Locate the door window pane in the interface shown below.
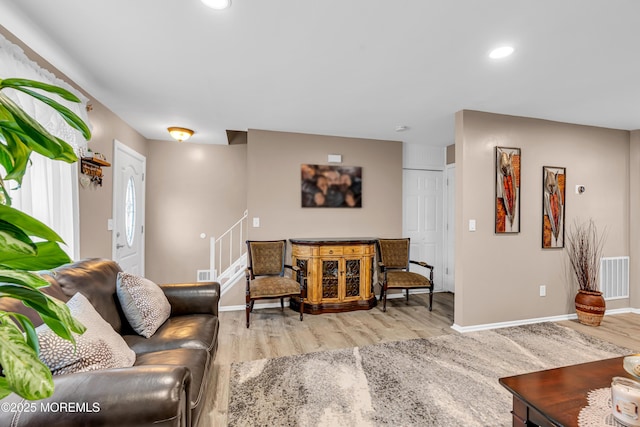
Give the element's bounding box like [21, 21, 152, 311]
[125, 176, 136, 246]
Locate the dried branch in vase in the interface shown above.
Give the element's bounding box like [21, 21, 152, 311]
[565, 219, 606, 292]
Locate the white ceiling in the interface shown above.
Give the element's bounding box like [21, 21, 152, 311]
[2, 1, 639, 147]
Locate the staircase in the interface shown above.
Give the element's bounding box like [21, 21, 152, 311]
[200, 210, 248, 294]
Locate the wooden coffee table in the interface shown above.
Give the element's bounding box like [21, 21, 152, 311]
[499, 356, 631, 427]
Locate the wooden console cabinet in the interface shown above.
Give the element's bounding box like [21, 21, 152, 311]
[289, 238, 377, 314]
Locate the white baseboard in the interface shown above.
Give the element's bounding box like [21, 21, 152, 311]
[221, 296, 639, 324]
[451, 307, 637, 334]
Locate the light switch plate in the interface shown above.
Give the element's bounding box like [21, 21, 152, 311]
[252, 217, 260, 227]
[469, 219, 476, 231]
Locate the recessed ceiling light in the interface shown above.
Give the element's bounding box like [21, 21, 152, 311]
[489, 46, 514, 59]
[201, 0, 231, 10]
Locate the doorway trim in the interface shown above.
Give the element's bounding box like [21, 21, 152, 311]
[111, 140, 146, 275]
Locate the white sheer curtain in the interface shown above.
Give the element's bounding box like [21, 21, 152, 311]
[0, 33, 90, 260]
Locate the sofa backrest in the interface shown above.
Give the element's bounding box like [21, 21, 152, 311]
[0, 258, 129, 334]
[44, 258, 126, 333]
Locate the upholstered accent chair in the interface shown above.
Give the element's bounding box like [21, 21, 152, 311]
[377, 238, 434, 312]
[245, 240, 305, 328]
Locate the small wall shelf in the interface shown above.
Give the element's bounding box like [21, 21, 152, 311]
[82, 157, 111, 167]
[81, 157, 111, 186]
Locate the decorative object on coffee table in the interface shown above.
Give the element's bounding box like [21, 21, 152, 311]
[624, 354, 640, 379]
[566, 219, 607, 326]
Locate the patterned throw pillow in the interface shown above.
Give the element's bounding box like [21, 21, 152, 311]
[37, 292, 136, 375]
[116, 272, 171, 338]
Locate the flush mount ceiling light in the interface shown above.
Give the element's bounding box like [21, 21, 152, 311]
[489, 46, 514, 59]
[168, 127, 194, 142]
[201, 0, 231, 10]
[395, 125, 409, 132]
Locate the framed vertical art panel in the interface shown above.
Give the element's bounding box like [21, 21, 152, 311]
[542, 166, 566, 248]
[495, 147, 521, 233]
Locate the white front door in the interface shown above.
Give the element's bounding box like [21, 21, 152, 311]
[403, 169, 444, 291]
[112, 140, 146, 275]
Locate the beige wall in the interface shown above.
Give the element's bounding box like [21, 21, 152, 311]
[246, 129, 403, 241]
[79, 103, 148, 260]
[145, 141, 247, 284]
[221, 129, 403, 307]
[455, 110, 631, 327]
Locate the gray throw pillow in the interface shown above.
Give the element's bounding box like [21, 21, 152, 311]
[116, 272, 171, 338]
[36, 292, 136, 375]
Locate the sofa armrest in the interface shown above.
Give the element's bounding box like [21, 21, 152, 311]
[159, 282, 220, 317]
[0, 365, 191, 427]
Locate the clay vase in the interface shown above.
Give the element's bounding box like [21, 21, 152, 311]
[575, 289, 606, 326]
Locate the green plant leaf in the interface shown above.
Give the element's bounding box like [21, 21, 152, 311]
[0, 204, 65, 243]
[0, 93, 67, 160]
[1, 78, 81, 103]
[0, 241, 71, 270]
[0, 181, 9, 207]
[7, 312, 39, 353]
[0, 140, 16, 175]
[0, 377, 12, 400]
[0, 114, 77, 165]
[31, 297, 85, 341]
[0, 271, 50, 289]
[9, 87, 91, 140]
[0, 284, 85, 341]
[0, 122, 32, 185]
[0, 315, 54, 400]
[1, 114, 77, 165]
[0, 219, 37, 256]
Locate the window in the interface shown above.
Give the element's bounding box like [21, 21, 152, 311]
[125, 176, 136, 247]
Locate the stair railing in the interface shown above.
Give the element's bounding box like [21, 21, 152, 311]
[210, 210, 248, 280]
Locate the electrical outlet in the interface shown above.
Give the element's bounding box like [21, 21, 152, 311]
[539, 285, 546, 297]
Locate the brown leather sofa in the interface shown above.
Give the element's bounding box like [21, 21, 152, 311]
[0, 258, 220, 427]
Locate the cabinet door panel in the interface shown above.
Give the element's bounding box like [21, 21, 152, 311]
[344, 258, 361, 298]
[321, 259, 340, 299]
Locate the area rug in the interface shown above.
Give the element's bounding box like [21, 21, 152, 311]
[227, 323, 634, 426]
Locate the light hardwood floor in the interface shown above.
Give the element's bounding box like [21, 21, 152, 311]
[200, 292, 640, 426]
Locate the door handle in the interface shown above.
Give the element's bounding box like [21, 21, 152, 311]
[116, 243, 125, 249]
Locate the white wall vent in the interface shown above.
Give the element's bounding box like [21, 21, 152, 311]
[600, 256, 629, 300]
[197, 270, 212, 282]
